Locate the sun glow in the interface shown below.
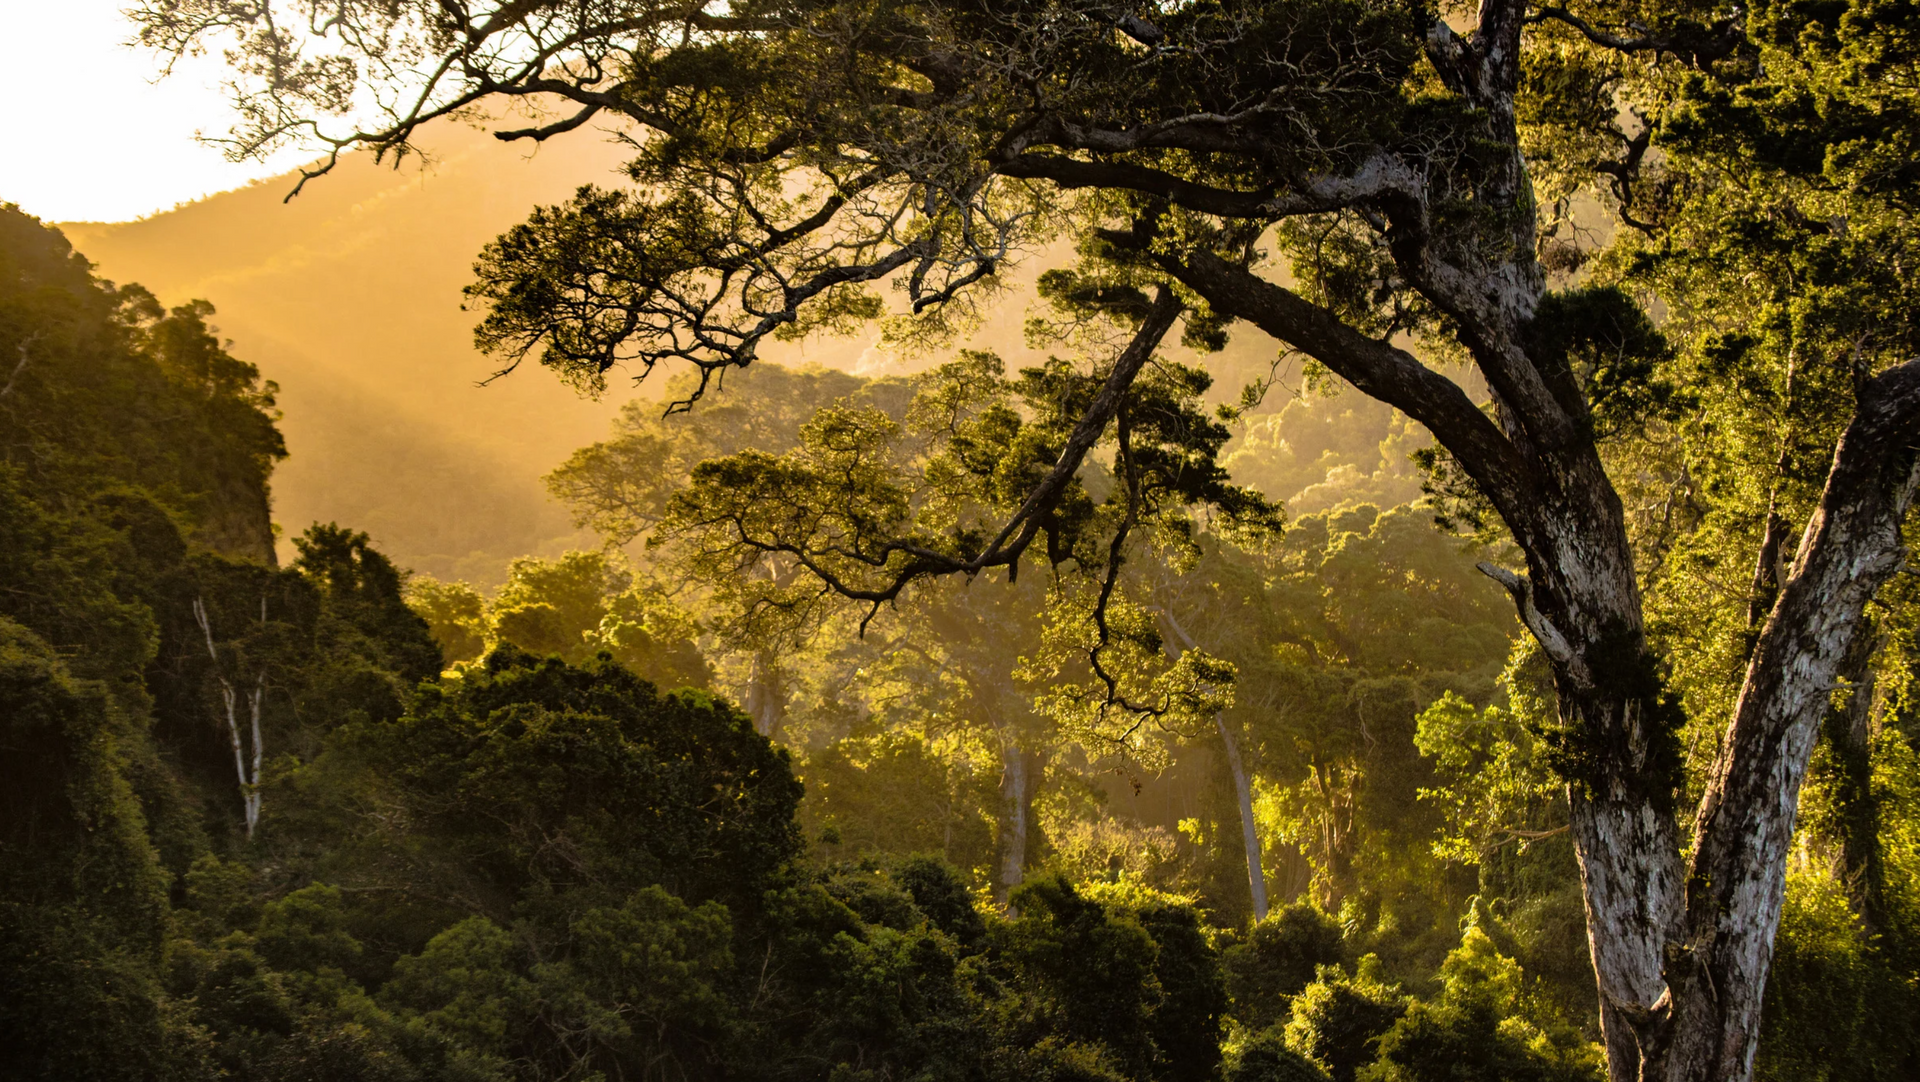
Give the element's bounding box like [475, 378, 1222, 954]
[0, 1, 319, 223]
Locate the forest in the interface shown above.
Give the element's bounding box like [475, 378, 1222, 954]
[5, 1, 1920, 1081]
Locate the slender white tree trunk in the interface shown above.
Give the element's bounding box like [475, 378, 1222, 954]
[245, 675, 264, 835]
[997, 742, 1037, 905]
[1160, 609, 1269, 920]
[194, 596, 265, 840]
[1217, 715, 1269, 920]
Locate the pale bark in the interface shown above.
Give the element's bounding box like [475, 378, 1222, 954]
[193, 596, 265, 839]
[744, 649, 785, 740]
[996, 742, 1040, 905]
[186, 0, 1920, 1072]
[1659, 364, 1920, 1081]
[1147, 0, 1920, 1067]
[1219, 717, 1270, 922]
[1154, 6, 1920, 1067]
[1159, 609, 1270, 920]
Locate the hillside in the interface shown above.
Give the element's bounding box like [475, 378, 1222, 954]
[59, 120, 1418, 583]
[60, 124, 716, 582]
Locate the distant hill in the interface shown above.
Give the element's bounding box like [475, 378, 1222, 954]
[59, 124, 703, 583]
[58, 120, 1413, 583]
[56, 121, 1045, 583]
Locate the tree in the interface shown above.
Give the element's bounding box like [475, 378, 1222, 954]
[332, 645, 804, 916]
[1157, 505, 1513, 919]
[141, 3, 1920, 1077]
[548, 365, 910, 733]
[1362, 923, 1600, 1082]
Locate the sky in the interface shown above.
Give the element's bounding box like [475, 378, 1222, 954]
[0, 2, 319, 223]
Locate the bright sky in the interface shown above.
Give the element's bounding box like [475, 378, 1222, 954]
[0, 2, 319, 223]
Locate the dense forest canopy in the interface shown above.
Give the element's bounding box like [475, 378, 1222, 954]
[2, 200, 1623, 1082]
[1, 0, 1918, 1079]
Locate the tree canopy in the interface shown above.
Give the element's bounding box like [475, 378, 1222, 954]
[64, 0, 1920, 1077]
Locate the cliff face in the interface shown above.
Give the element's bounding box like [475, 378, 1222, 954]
[0, 206, 283, 564]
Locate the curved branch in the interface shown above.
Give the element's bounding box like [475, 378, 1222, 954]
[1156, 248, 1532, 508]
[673, 290, 1185, 619]
[496, 102, 603, 143]
[1529, 6, 1746, 67]
[995, 151, 1422, 221]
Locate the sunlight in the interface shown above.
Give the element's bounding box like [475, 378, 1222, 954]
[0, 1, 314, 222]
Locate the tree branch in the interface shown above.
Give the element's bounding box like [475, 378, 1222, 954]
[1157, 248, 1532, 508]
[673, 289, 1186, 622]
[1529, 6, 1746, 67]
[1678, 358, 1920, 1049]
[496, 102, 603, 143]
[995, 151, 1422, 221]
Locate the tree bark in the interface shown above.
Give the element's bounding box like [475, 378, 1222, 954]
[194, 596, 265, 840]
[1657, 363, 1920, 1081]
[1163, 27, 1919, 1068]
[996, 742, 1041, 906]
[170, 1, 1920, 1075]
[1308, 758, 1360, 911]
[745, 649, 785, 741]
[1219, 716, 1270, 922]
[1818, 626, 1884, 934]
[1159, 609, 1270, 921]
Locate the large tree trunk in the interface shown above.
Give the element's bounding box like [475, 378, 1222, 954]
[1653, 369, 1920, 1081]
[1494, 365, 1918, 1081]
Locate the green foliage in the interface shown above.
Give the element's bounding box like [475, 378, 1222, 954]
[408, 551, 710, 688]
[0, 618, 189, 1081]
[1524, 288, 1679, 439]
[292, 524, 442, 685]
[801, 731, 997, 877]
[998, 874, 1227, 1082]
[0, 205, 283, 561]
[488, 550, 630, 660]
[22, 21, 1920, 1067]
[1360, 926, 1601, 1082]
[1753, 868, 1920, 1082]
[1134, 900, 1231, 1082]
[333, 646, 802, 915]
[999, 874, 1168, 1078]
[1226, 1027, 1334, 1082]
[1413, 644, 1563, 866]
[1226, 903, 1349, 1031]
[1283, 958, 1407, 1082]
[548, 364, 907, 546]
[405, 577, 487, 666]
